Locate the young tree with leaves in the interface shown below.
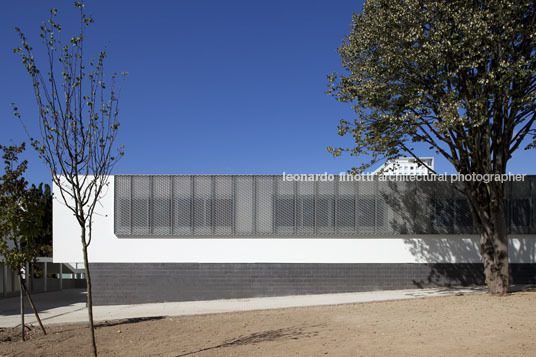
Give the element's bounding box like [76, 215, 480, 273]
[13, 2, 126, 355]
[28, 183, 53, 257]
[0, 143, 47, 340]
[327, 0, 535, 294]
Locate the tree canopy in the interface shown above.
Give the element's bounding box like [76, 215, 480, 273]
[0, 143, 45, 271]
[0, 143, 49, 339]
[327, 0, 536, 294]
[327, 0, 536, 175]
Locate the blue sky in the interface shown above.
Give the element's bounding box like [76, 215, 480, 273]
[1, 1, 534, 185]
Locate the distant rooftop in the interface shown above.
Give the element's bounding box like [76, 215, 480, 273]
[372, 157, 434, 175]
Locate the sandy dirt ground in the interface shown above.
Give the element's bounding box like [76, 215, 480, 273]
[1, 291, 535, 356]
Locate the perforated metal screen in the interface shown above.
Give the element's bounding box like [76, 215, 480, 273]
[114, 175, 536, 236]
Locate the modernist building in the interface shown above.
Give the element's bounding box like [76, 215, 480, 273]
[53, 174, 536, 305]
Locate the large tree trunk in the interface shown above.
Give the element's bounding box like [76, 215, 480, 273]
[468, 181, 510, 294]
[479, 208, 509, 294]
[81, 225, 98, 356]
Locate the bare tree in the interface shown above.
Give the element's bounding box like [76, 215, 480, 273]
[13, 2, 126, 355]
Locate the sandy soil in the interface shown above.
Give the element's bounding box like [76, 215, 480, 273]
[1, 291, 535, 356]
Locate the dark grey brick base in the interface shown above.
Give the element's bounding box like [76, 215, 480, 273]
[89, 263, 536, 305]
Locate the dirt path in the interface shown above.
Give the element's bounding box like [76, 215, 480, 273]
[1, 291, 535, 356]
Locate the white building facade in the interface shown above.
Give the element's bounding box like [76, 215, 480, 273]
[53, 174, 536, 305]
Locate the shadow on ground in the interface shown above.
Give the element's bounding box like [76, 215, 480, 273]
[0, 289, 86, 317]
[176, 325, 323, 356]
[96, 316, 165, 328]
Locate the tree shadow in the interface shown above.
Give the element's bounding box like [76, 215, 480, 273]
[95, 316, 165, 328]
[379, 178, 536, 288]
[176, 325, 322, 356]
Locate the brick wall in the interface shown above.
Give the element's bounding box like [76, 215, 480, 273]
[89, 263, 536, 305]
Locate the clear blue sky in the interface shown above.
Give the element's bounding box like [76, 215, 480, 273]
[1, 1, 534, 185]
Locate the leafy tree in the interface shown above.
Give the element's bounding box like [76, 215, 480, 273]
[0, 143, 47, 340]
[327, 0, 535, 294]
[28, 183, 53, 257]
[13, 2, 126, 354]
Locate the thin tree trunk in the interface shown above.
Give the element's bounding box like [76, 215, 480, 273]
[20, 275, 46, 335]
[81, 225, 98, 356]
[18, 273, 25, 341]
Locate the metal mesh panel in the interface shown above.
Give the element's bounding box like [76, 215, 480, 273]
[403, 181, 419, 234]
[431, 181, 454, 234]
[356, 181, 376, 234]
[173, 176, 192, 234]
[296, 181, 314, 234]
[152, 176, 172, 235]
[235, 176, 254, 234]
[114, 176, 131, 235]
[317, 180, 335, 234]
[447, 182, 474, 234]
[337, 180, 355, 234]
[377, 180, 394, 234]
[275, 179, 295, 234]
[214, 176, 233, 235]
[378, 179, 414, 234]
[532, 176, 536, 235]
[454, 199, 474, 233]
[414, 180, 434, 234]
[114, 175, 535, 237]
[255, 176, 273, 234]
[193, 176, 212, 235]
[508, 179, 532, 234]
[131, 176, 150, 235]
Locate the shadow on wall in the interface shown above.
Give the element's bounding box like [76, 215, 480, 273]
[380, 179, 536, 287]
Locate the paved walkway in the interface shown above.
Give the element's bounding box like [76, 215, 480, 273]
[0, 287, 486, 328]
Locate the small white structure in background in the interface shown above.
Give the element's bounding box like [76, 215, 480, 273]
[373, 157, 434, 175]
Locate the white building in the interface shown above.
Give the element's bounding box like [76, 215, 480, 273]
[373, 157, 434, 175]
[52, 174, 536, 305]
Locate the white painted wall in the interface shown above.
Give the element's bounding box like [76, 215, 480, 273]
[53, 176, 536, 264]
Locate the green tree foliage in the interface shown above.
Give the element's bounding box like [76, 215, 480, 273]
[327, 0, 535, 294]
[0, 143, 48, 339]
[28, 183, 52, 257]
[0, 143, 43, 272]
